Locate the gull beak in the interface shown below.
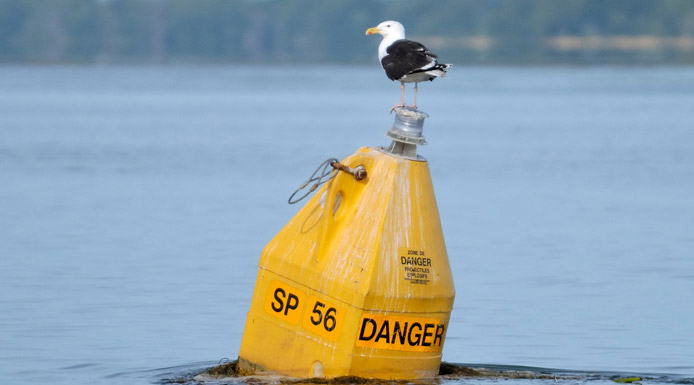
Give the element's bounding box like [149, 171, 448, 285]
[365, 27, 380, 36]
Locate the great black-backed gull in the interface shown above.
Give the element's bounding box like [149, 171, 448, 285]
[366, 20, 450, 112]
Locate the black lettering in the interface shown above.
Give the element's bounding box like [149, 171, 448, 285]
[285, 293, 299, 315]
[433, 324, 445, 346]
[271, 288, 285, 313]
[374, 320, 390, 343]
[421, 323, 434, 346]
[401, 256, 433, 266]
[324, 307, 337, 332]
[310, 301, 324, 326]
[358, 318, 377, 341]
[392, 321, 408, 345]
[407, 322, 422, 346]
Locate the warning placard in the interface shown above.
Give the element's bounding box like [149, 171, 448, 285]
[301, 295, 346, 342]
[355, 313, 446, 352]
[264, 280, 345, 342]
[264, 280, 306, 325]
[398, 247, 431, 285]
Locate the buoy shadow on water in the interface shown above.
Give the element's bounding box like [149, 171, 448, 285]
[191, 360, 567, 384]
[179, 360, 693, 385]
[193, 360, 483, 384]
[194, 360, 415, 384]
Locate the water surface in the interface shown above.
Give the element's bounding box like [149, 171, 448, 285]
[1, 66, 693, 384]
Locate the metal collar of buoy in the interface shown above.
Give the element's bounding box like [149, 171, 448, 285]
[386, 107, 428, 159]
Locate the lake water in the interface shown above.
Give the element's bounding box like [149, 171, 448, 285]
[1, 66, 693, 385]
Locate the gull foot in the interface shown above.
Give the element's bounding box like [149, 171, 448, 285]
[390, 103, 405, 113]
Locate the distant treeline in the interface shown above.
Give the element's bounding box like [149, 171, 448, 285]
[2, 0, 694, 65]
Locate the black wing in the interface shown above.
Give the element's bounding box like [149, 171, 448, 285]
[381, 39, 438, 81]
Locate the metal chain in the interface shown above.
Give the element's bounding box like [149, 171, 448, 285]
[288, 158, 340, 204]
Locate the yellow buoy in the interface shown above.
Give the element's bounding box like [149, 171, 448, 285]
[238, 108, 455, 379]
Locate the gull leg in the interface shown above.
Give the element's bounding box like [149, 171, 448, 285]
[390, 82, 406, 112]
[407, 83, 419, 110]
